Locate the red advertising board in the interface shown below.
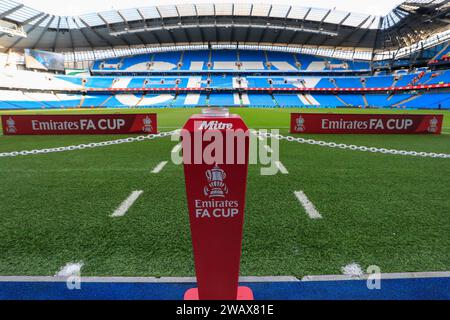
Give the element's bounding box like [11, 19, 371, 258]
[291, 113, 443, 134]
[182, 112, 253, 300]
[1, 114, 157, 135]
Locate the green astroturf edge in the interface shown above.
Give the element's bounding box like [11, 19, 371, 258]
[0, 108, 448, 277]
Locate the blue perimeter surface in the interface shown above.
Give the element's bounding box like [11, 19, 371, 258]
[0, 277, 449, 300]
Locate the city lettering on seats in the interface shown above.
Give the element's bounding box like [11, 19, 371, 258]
[198, 121, 233, 130]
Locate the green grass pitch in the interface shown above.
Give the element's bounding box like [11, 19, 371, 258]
[0, 108, 449, 277]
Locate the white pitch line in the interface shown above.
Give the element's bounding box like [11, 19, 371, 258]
[341, 263, 364, 277]
[294, 191, 322, 219]
[151, 161, 168, 173]
[171, 143, 182, 154]
[2, 271, 450, 283]
[275, 161, 288, 174]
[55, 262, 84, 277]
[111, 190, 143, 217]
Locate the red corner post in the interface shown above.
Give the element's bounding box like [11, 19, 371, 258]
[182, 109, 253, 300]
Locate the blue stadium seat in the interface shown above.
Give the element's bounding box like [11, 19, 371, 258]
[273, 94, 303, 107]
[209, 93, 236, 106]
[339, 94, 366, 106]
[365, 76, 394, 88]
[247, 94, 276, 107]
[334, 77, 362, 88]
[180, 50, 210, 70]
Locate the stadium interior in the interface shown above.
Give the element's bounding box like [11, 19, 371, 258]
[0, 0, 449, 302]
[0, 0, 448, 111]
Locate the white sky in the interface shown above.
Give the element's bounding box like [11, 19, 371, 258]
[19, 0, 405, 16]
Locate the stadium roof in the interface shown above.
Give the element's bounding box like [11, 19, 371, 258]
[0, 0, 448, 53]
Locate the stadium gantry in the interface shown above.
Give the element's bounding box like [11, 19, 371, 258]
[0, 0, 448, 110]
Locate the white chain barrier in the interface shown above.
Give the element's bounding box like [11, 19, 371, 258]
[256, 131, 450, 159]
[0, 130, 180, 158]
[0, 129, 449, 159]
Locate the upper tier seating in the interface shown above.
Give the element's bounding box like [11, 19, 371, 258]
[2, 69, 445, 92]
[180, 50, 210, 70]
[92, 50, 370, 72]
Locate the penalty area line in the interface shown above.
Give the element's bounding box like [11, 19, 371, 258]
[294, 191, 322, 219]
[111, 190, 143, 217]
[151, 161, 168, 173]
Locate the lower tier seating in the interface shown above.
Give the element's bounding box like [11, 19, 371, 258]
[1, 90, 448, 109]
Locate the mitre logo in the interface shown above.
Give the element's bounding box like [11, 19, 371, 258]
[142, 116, 152, 132]
[427, 117, 438, 133]
[198, 121, 233, 130]
[296, 115, 305, 132]
[6, 117, 17, 134]
[204, 164, 228, 198]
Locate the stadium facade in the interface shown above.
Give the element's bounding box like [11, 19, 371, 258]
[0, 0, 448, 110]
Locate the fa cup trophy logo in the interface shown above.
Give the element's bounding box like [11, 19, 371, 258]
[6, 117, 17, 134]
[204, 164, 228, 198]
[427, 117, 438, 133]
[142, 116, 153, 133]
[296, 115, 305, 132]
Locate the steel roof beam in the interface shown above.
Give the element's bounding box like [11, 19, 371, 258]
[19, 12, 45, 26]
[97, 13, 130, 46]
[79, 17, 115, 47]
[336, 15, 371, 47]
[156, 7, 176, 44]
[117, 11, 144, 45]
[0, 11, 46, 39]
[136, 8, 148, 29]
[194, 5, 205, 44]
[319, 9, 332, 29]
[4, 13, 50, 50]
[301, 8, 312, 29]
[53, 16, 61, 51]
[337, 13, 351, 30]
[0, 4, 24, 19]
[272, 6, 292, 44]
[258, 5, 273, 44]
[67, 17, 75, 51]
[175, 5, 191, 43]
[73, 18, 95, 49]
[30, 15, 55, 49]
[213, 5, 219, 43]
[243, 4, 253, 44]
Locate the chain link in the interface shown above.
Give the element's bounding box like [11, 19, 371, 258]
[255, 131, 450, 159]
[0, 130, 180, 158]
[0, 129, 449, 159]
